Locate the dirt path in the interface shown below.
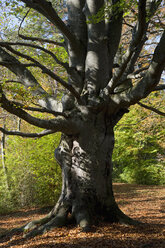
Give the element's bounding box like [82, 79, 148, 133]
[0, 183, 165, 248]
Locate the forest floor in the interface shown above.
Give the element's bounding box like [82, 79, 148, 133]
[0, 183, 165, 248]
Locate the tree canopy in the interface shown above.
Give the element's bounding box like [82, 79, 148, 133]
[0, 0, 164, 137]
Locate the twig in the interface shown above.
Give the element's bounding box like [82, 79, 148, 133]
[138, 102, 165, 116]
[18, 8, 64, 47]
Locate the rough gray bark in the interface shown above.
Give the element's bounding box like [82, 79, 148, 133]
[54, 110, 131, 230]
[0, 0, 165, 237]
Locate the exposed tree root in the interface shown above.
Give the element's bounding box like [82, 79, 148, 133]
[23, 213, 53, 233]
[0, 213, 53, 239]
[116, 203, 142, 226]
[24, 216, 61, 238]
[0, 211, 141, 240]
[0, 200, 142, 240]
[0, 226, 24, 239]
[74, 208, 91, 232]
[104, 203, 142, 226]
[0, 201, 71, 239]
[23, 203, 70, 238]
[117, 210, 142, 226]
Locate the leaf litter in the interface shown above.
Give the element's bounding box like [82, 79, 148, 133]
[0, 183, 165, 248]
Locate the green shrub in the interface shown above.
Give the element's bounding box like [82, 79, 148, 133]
[113, 103, 165, 185]
[0, 132, 61, 212]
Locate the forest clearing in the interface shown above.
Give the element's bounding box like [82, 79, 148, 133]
[0, 183, 165, 248]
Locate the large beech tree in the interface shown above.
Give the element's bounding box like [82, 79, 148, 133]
[0, 0, 165, 237]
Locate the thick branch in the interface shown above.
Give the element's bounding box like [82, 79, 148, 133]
[133, 0, 147, 44]
[154, 84, 165, 91]
[85, 0, 110, 95]
[138, 102, 165, 116]
[20, 0, 80, 51]
[0, 93, 52, 129]
[67, 0, 87, 68]
[0, 127, 55, 138]
[66, 0, 87, 94]
[107, 0, 123, 73]
[9, 100, 67, 117]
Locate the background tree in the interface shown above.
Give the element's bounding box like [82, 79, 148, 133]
[0, 0, 165, 237]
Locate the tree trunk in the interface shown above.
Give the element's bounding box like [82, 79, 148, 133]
[53, 111, 135, 231]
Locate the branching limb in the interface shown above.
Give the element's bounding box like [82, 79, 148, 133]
[0, 91, 54, 129]
[120, 0, 162, 77]
[109, 30, 165, 111]
[105, 0, 162, 95]
[0, 47, 62, 112]
[0, 91, 78, 134]
[0, 127, 55, 138]
[0, 45, 80, 100]
[106, 0, 147, 92]
[138, 102, 165, 116]
[130, 29, 165, 99]
[0, 47, 46, 95]
[0, 41, 69, 71]
[0, 42, 82, 87]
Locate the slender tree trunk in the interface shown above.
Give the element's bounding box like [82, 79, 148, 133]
[17, 118, 21, 131]
[1, 124, 9, 190]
